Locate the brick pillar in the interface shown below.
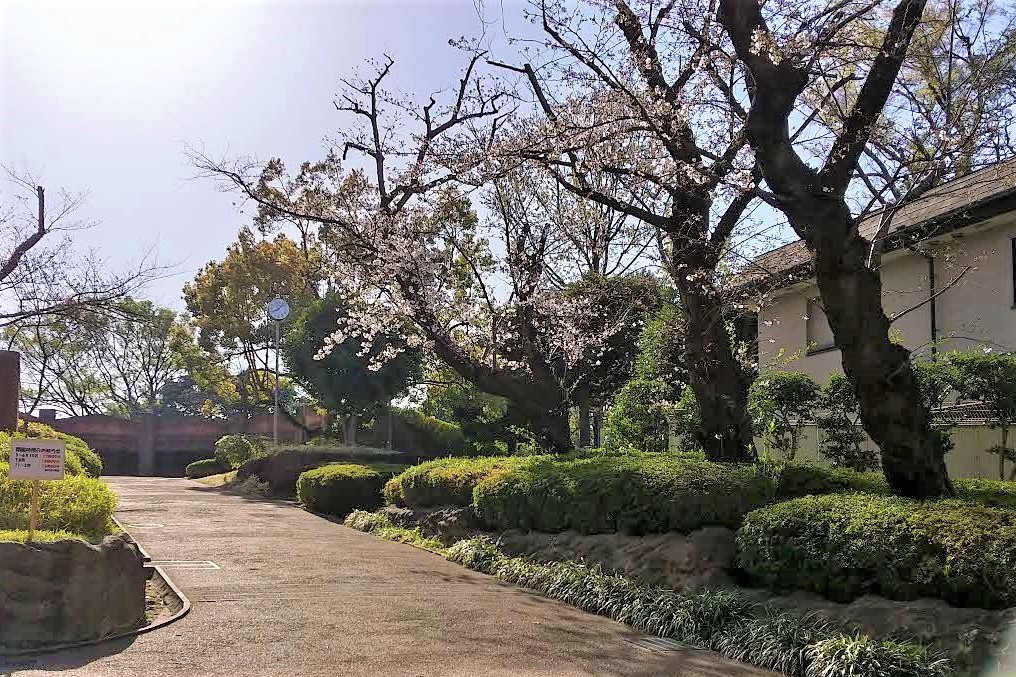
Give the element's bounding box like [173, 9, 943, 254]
[0, 351, 20, 433]
[139, 414, 156, 476]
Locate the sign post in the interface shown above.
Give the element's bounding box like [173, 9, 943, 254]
[9, 438, 66, 542]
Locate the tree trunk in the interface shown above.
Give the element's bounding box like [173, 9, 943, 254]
[1001, 427, 1008, 481]
[809, 202, 953, 498]
[532, 407, 573, 454]
[592, 409, 603, 447]
[676, 278, 757, 463]
[345, 414, 358, 446]
[578, 403, 591, 448]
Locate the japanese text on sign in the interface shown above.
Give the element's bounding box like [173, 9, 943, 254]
[9, 439, 66, 480]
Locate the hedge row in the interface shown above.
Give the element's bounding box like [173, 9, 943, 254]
[737, 493, 1016, 610]
[472, 455, 775, 534]
[297, 464, 385, 517]
[185, 458, 229, 479]
[383, 456, 531, 507]
[446, 539, 950, 677]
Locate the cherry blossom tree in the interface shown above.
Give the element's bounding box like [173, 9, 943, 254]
[488, 0, 773, 461]
[718, 0, 1016, 496]
[191, 52, 649, 452]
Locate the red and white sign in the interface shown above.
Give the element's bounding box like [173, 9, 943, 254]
[9, 439, 66, 480]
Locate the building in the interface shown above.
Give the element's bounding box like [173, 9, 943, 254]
[737, 160, 1016, 479]
[743, 160, 1016, 383]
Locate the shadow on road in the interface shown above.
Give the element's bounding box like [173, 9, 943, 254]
[0, 637, 135, 675]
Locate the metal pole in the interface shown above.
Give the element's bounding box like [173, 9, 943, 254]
[273, 320, 280, 445]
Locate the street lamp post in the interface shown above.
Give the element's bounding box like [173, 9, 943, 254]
[267, 298, 291, 445]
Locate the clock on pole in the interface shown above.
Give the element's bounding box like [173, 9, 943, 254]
[267, 297, 290, 444]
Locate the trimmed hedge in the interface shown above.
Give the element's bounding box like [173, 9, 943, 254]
[0, 461, 117, 540]
[392, 408, 471, 458]
[472, 455, 775, 534]
[185, 458, 228, 479]
[446, 538, 949, 677]
[297, 464, 384, 517]
[736, 493, 1016, 609]
[383, 456, 530, 507]
[772, 462, 1016, 509]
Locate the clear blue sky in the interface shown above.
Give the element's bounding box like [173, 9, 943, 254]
[1, 0, 527, 309]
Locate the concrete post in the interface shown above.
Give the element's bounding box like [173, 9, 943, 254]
[0, 351, 20, 433]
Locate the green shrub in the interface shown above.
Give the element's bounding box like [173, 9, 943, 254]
[297, 463, 384, 517]
[736, 493, 1016, 609]
[214, 434, 267, 470]
[604, 378, 672, 453]
[383, 456, 531, 507]
[954, 477, 1016, 509]
[0, 461, 116, 539]
[0, 423, 102, 477]
[805, 633, 950, 677]
[749, 371, 820, 461]
[393, 408, 470, 457]
[772, 463, 890, 500]
[185, 458, 228, 479]
[473, 455, 776, 534]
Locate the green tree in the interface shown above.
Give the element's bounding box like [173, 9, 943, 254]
[749, 371, 820, 461]
[282, 293, 422, 443]
[816, 375, 879, 472]
[603, 378, 672, 453]
[184, 229, 322, 413]
[949, 350, 1016, 479]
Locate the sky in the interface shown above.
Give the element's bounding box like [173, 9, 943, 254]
[1, 0, 529, 310]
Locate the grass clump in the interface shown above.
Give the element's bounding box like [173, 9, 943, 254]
[737, 493, 1016, 609]
[383, 456, 531, 507]
[805, 633, 951, 677]
[444, 538, 948, 676]
[0, 529, 87, 543]
[297, 464, 384, 517]
[185, 458, 228, 479]
[472, 454, 775, 534]
[343, 509, 445, 553]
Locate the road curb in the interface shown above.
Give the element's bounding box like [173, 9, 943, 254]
[112, 515, 152, 563]
[0, 565, 190, 659]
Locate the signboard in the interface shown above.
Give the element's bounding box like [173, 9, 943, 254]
[9, 438, 66, 480]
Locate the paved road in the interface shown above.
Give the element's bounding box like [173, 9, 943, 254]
[7, 477, 776, 677]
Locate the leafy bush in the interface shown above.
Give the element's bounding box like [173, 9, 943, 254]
[0, 461, 116, 539]
[805, 633, 950, 677]
[815, 375, 879, 471]
[0, 529, 85, 543]
[383, 456, 532, 507]
[393, 408, 470, 457]
[473, 454, 776, 534]
[297, 464, 384, 517]
[736, 493, 1016, 609]
[185, 458, 228, 479]
[214, 434, 267, 470]
[749, 371, 820, 461]
[670, 385, 702, 453]
[772, 463, 890, 500]
[603, 378, 672, 453]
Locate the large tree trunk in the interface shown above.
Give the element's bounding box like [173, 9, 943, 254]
[676, 278, 756, 463]
[810, 202, 953, 498]
[577, 399, 591, 448]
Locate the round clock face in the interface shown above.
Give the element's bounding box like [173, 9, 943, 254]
[267, 298, 290, 321]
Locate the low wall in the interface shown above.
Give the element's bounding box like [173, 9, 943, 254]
[0, 534, 147, 651]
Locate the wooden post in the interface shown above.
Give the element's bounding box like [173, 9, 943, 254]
[0, 351, 20, 433]
[28, 480, 39, 542]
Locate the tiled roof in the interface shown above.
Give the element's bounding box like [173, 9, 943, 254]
[934, 401, 999, 426]
[735, 159, 1016, 291]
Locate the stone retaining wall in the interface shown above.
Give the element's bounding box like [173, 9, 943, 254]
[0, 534, 147, 651]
